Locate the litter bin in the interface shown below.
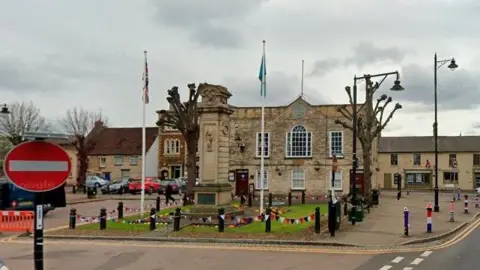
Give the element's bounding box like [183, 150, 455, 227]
[87, 186, 97, 199]
[335, 201, 341, 230]
[372, 189, 379, 205]
[348, 206, 365, 222]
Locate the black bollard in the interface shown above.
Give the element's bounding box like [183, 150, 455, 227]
[301, 190, 306, 204]
[156, 196, 161, 212]
[344, 199, 348, 216]
[288, 192, 292, 206]
[150, 208, 156, 231]
[100, 207, 107, 230]
[69, 208, 77, 229]
[268, 193, 273, 208]
[72, 185, 76, 194]
[265, 207, 272, 233]
[314, 207, 320, 234]
[248, 193, 252, 207]
[218, 208, 225, 232]
[117, 201, 124, 219]
[173, 207, 181, 232]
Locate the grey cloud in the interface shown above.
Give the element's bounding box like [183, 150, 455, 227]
[309, 42, 411, 77]
[152, 0, 267, 48]
[223, 71, 329, 107]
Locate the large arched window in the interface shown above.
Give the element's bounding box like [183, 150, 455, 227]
[285, 125, 312, 157]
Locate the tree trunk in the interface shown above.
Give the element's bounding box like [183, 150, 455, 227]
[185, 135, 197, 201]
[362, 144, 373, 199]
[77, 149, 88, 187]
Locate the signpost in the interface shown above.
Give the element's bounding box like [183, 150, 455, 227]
[3, 140, 71, 270]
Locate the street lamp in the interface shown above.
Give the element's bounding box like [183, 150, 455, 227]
[350, 71, 404, 225]
[433, 54, 458, 213]
[0, 104, 10, 114]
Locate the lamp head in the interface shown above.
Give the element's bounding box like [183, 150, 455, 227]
[448, 58, 458, 70]
[390, 80, 404, 91]
[0, 104, 9, 114]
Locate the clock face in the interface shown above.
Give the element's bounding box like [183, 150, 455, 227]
[292, 102, 307, 119]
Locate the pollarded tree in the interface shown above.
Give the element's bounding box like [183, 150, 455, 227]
[156, 83, 201, 199]
[335, 75, 402, 198]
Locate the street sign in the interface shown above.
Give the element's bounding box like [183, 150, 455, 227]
[3, 140, 71, 192]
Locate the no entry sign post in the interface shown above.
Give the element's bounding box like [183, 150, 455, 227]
[4, 140, 71, 270]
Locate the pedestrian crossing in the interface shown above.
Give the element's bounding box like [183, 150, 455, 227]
[377, 251, 433, 270]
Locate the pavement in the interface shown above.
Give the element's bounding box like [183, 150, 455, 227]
[321, 191, 480, 246]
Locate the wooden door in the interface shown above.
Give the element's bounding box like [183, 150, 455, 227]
[235, 169, 249, 196]
[383, 173, 392, 189]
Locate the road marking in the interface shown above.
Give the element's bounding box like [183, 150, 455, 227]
[379, 266, 392, 270]
[410, 258, 423, 265]
[391, 256, 404, 263]
[421, 250, 432, 257]
[402, 268, 413, 270]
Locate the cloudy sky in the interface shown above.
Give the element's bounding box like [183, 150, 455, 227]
[1, 0, 480, 136]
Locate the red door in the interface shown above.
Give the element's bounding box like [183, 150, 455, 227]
[235, 169, 249, 196]
[350, 169, 365, 194]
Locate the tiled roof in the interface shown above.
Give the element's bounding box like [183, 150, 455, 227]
[379, 136, 480, 153]
[90, 127, 158, 155]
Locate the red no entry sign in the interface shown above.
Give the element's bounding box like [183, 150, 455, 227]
[3, 141, 72, 192]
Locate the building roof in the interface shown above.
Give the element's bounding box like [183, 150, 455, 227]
[90, 127, 158, 155]
[379, 136, 480, 153]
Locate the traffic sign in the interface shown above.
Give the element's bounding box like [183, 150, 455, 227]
[3, 141, 71, 192]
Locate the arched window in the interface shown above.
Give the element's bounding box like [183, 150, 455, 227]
[285, 125, 312, 157]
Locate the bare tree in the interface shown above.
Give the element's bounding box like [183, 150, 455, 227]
[0, 101, 50, 145]
[335, 76, 402, 198]
[0, 136, 13, 171]
[157, 83, 201, 200]
[61, 107, 107, 187]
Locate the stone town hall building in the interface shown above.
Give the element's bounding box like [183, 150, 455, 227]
[158, 96, 370, 196]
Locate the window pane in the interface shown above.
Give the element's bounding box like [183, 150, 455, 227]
[330, 132, 343, 156]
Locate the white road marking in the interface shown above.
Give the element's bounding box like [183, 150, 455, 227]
[402, 268, 413, 270]
[379, 266, 392, 270]
[411, 258, 424, 265]
[391, 256, 404, 263]
[9, 160, 68, 171]
[421, 250, 433, 257]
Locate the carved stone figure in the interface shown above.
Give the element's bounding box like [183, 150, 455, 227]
[205, 129, 214, 152]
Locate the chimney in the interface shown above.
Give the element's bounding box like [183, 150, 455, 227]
[94, 120, 104, 129]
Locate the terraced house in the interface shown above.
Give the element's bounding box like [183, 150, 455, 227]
[377, 136, 480, 191]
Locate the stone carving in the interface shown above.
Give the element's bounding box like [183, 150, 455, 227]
[203, 90, 217, 106]
[199, 84, 232, 107]
[205, 128, 214, 152]
[221, 122, 229, 136]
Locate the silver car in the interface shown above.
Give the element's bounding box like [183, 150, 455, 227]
[85, 175, 109, 188]
[0, 259, 8, 270]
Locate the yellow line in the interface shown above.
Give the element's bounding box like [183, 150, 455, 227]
[2, 217, 479, 255]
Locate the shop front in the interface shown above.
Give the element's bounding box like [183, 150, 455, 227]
[405, 169, 432, 190]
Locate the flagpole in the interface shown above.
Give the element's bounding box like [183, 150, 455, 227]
[140, 50, 147, 217]
[260, 40, 266, 214]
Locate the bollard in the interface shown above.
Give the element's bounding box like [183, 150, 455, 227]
[72, 185, 76, 194]
[268, 193, 273, 208]
[248, 193, 252, 207]
[328, 200, 336, 237]
[100, 207, 107, 230]
[117, 201, 124, 219]
[69, 208, 77, 229]
[314, 207, 321, 234]
[240, 193, 246, 206]
[156, 196, 161, 211]
[449, 200, 455, 222]
[457, 189, 461, 200]
[476, 195, 479, 208]
[426, 203, 432, 233]
[301, 190, 305, 204]
[404, 207, 409, 236]
[218, 208, 225, 232]
[464, 195, 469, 214]
[288, 192, 292, 206]
[150, 208, 156, 231]
[265, 208, 272, 233]
[173, 207, 181, 231]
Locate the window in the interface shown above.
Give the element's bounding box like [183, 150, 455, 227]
[286, 125, 312, 157]
[291, 169, 306, 189]
[474, 154, 480, 166]
[328, 171, 343, 190]
[120, 169, 130, 179]
[99, 157, 106, 168]
[129, 156, 138, 165]
[256, 132, 270, 158]
[449, 154, 457, 167]
[113, 156, 123, 165]
[390, 154, 398, 166]
[164, 139, 180, 154]
[329, 131, 343, 157]
[405, 173, 430, 185]
[413, 153, 421, 166]
[255, 169, 269, 190]
[443, 172, 458, 183]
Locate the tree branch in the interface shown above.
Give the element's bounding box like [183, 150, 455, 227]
[334, 119, 353, 131]
[336, 105, 353, 121]
[372, 103, 402, 138]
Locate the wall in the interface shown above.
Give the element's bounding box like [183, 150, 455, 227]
[65, 146, 78, 186]
[88, 155, 143, 180]
[145, 136, 159, 177]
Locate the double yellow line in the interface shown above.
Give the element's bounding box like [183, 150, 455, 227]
[2, 217, 479, 255]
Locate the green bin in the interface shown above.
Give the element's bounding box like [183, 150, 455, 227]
[348, 206, 364, 222]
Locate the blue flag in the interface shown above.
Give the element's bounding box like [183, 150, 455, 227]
[258, 55, 266, 97]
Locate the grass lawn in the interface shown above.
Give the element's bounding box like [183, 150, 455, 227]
[182, 203, 328, 234]
[77, 205, 192, 231]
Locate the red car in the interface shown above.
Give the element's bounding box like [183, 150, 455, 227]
[128, 177, 160, 194]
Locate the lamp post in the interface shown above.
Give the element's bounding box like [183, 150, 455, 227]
[0, 104, 10, 114]
[350, 71, 404, 225]
[433, 54, 458, 213]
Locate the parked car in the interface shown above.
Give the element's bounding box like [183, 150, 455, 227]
[176, 177, 187, 193]
[476, 187, 480, 194]
[0, 258, 8, 270]
[158, 179, 180, 194]
[85, 175, 109, 188]
[128, 177, 160, 195]
[101, 179, 131, 194]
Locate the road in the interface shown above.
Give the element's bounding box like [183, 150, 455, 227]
[0, 240, 372, 270]
[355, 227, 480, 270]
